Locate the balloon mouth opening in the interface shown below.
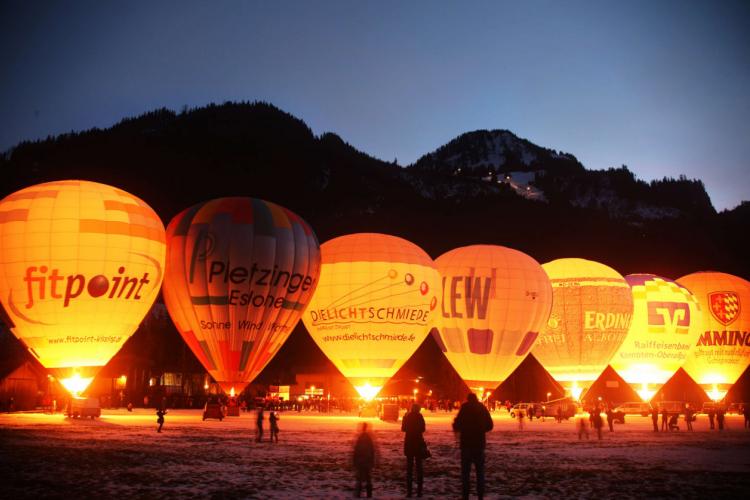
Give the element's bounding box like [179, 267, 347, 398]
[355, 383, 382, 401]
[60, 373, 94, 396]
[637, 382, 655, 402]
[569, 381, 583, 401]
[229, 387, 235, 397]
[708, 384, 726, 402]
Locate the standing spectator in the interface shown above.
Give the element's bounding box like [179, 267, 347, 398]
[717, 407, 726, 431]
[606, 407, 615, 432]
[353, 422, 376, 498]
[577, 415, 589, 440]
[708, 408, 716, 430]
[591, 410, 604, 440]
[743, 404, 749, 429]
[453, 393, 494, 500]
[269, 411, 280, 443]
[661, 408, 669, 432]
[684, 404, 694, 431]
[255, 407, 265, 442]
[651, 407, 659, 432]
[401, 403, 426, 497]
[156, 408, 166, 433]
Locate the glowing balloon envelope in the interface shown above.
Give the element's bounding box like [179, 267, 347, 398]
[302, 233, 439, 400]
[532, 258, 633, 397]
[434, 245, 553, 394]
[610, 274, 702, 400]
[677, 271, 750, 400]
[0, 180, 166, 394]
[163, 198, 320, 395]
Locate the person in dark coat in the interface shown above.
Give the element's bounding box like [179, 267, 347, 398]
[255, 408, 265, 442]
[743, 404, 749, 429]
[661, 408, 669, 431]
[717, 407, 725, 430]
[684, 404, 694, 431]
[353, 422, 376, 498]
[402, 403, 426, 497]
[156, 408, 166, 433]
[269, 411, 279, 443]
[605, 407, 614, 432]
[651, 407, 659, 432]
[453, 393, 494, 500]
[591, 410, 604, 440]
[708, 409, 715, 430]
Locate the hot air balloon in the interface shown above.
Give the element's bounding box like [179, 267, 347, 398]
[532, 258, 633, 399]
[302, 233, 439, 400]
[610, 274, 703, 401]
[677, 272, 750, 401]
[0, 180, 166, 394]
[162, 198, 320, 395]
[434, 245, 552, 396]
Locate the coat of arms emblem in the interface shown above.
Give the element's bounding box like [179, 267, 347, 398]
[709, 291, 740, 326]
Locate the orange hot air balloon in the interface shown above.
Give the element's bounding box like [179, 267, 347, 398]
[0, 180, 166, 394]
[532, 258, 633, 397]
[163, 198, 320, 395]
[610, 274, 702, 400]
[677, 272, 750, 401]
[302, 233, 439, 400]
[434, 245, 553, 394]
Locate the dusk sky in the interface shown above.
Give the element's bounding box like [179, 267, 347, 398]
[1, 1, 748, 210]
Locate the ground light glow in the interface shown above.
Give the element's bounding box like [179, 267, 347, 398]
[355, 383, 381, 401]
[60, 373, 93, 396]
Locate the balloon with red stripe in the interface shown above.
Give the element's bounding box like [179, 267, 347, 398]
[163, 198, 320, 395]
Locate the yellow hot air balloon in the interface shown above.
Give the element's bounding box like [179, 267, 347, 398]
[677, 272, 750, 401]
[434, 245, 552, 395]
[302, 233, 439, 400]
[163, 198, 320, 395]
[532, 258, 633, 399]
[0, 180, 166, 394]
[610, 274, 702, 400]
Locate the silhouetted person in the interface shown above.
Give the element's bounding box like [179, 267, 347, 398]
[606, 408, 614, 432]
[556, 406, 562, 423]
[743, 404, 749, 429]
[453, 393, 493, 500]
[255, 408, 265, 442]
[269, 411, 279, 443]
[717, 408, 725, 430]
[708, 409, 715, 430]
[156, 408, 166, 433]
[685, 405, 693, 431]
[577, 416, 589, 440]
[402, 403, 426, 497]
[651, 407, 659, 432]
[353, 422, 376, 498]
[661, 409, 668, 431]
[591, 410, 604, 440]
[668, 414, 679, 431]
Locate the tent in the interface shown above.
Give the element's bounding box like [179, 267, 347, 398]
[652, 367, 710, 407]
[494, 354, 565, 403]
[582, 365, 642, 406]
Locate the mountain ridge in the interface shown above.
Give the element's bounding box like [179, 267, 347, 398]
[0, 101, 745, 279]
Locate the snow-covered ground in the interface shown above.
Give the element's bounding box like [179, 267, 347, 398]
[1, 409, 749, 499]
